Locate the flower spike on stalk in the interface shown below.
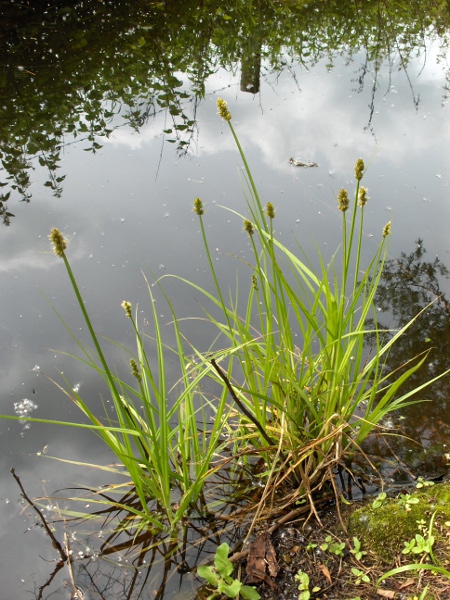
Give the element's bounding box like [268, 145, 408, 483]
[358, 187, 369, 207]
[49, 228, 67, 257]
[338, 188, 350, 212]
[217, 98, 232, 121]
[244, 219, 254, 236]
[266, 202, 276, 219]
[130, 358, 142, 382]
[354, 158, 365, 181]
[193, 197, 204, 216]
[382, 221, 392, 237]
[121, 300, 132, 318]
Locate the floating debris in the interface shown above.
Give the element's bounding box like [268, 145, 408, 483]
[289, 157, 319, 168]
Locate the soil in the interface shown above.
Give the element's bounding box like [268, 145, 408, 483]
[244, 483, 450, 600]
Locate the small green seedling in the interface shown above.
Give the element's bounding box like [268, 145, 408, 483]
[402, 533, 434, 556]
[320, 535, 345, 557]
[372, 492, 387, 510]
[295, 570, 321, 600]
[397, 493, 420, 511]
[350, 537, 367, 561]
[197, 543, 260, 600]
[416, 477, 435, 489]
[378, 512, 448, 588]
[351, 567, 370, 585]
[305, 541, 318, 552]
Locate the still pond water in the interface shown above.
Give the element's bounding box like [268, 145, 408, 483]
[1, 1, 450, 598]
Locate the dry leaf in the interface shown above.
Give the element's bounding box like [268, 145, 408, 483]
[317, 562, 332, 585]
[377, 589, 396, 599]
[246, 531, 279, 588]
[398, 579, 415, 590]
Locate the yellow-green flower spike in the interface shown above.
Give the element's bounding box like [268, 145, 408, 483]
[382, 221, 392, 237]
[338, 189, 350, 212]
[121, 300, 132, 318]
[193, 197, 204, 216]
[130, 358, 142, 382]
[217, 98, 232, 121]
[358, 186, 369, 207]
[355, 158, 365, 181]
[244, 219, 254, 236]
[266, 202, 275, 219]
[49, 228, 67, 257]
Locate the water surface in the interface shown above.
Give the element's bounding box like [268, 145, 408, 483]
[1, 2, 450, 598]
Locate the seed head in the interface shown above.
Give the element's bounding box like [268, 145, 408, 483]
[382, 221, 392, 238]
[217, 98, 232, 122]
[244, 219, 254, 236]
[358, 186, 369, 207]
[252, 274, 258, 290]
[266, 202, 275, 219]
[130, 358, 142, 382]
[121, 300, 132, 318]
[49, 228, 67, 257]
[355, 158, 365, 181]
[338, 189, 350, 212]
[193, 197, 204, 216]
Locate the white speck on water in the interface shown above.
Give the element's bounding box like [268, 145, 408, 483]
[164, 212, 170, 218]
[436, 174, 442, 179]
[32, 365, 40, 371]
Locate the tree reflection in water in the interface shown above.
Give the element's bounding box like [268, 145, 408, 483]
[361, 239, 450, 484]
[1, 0, 450, 216]
[32, 459, 262, 600]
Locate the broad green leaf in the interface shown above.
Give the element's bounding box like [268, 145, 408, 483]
[197, 565, 220, 587]
[214, 543, 233, 577]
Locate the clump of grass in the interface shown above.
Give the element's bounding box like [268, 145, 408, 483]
[33, 229, 233, 532]
[1, 101, 447, 533]
[175, 98, 449, 512]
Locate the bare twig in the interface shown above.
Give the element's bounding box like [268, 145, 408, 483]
[210, 358, 279, 450]
[65, 532, 84, 600]
[10, 467, 68, 562]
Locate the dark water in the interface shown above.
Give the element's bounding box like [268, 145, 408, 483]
[1, 1, 450, 598]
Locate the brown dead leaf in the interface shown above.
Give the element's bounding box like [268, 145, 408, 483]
[246, 531, 279, 588]
[377, 589, 396, 599]
[317, 562, 332, 585]
[398, 579, 416, 590]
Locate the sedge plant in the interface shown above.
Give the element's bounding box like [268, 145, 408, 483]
[16, 229, 231, 533]
[1, 100, 448, 533]
[172, 98, 450, 507]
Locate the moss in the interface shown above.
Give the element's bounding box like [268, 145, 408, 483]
[347, 482, 450, 564]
